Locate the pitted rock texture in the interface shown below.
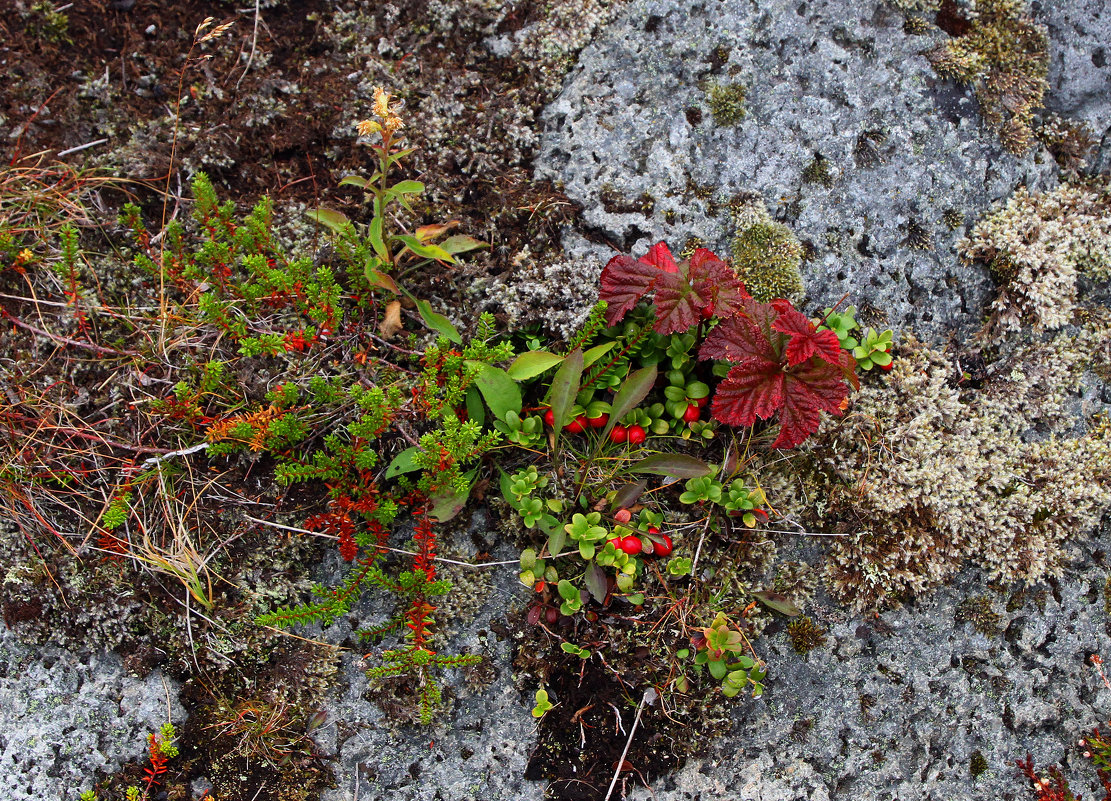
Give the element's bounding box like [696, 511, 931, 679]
[629, 532, 1111, 801]
[534, 0, 1086, 342]
[0, 624, 185, 801]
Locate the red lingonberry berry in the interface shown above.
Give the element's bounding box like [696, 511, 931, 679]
[879, 360, 893, 371]
[695, 396, 709, 408]
[544, 409, 555, 426]
[647, 526, 660, 535]
[610, 424, 628, 443]
[607, 538, 622, 551]
[565, 415, 587, 434]
[589, 413, 609, 428]
[627, 424, 646, 445]
[683, 404, 701, 423]
[653, 534, 674, 557]
[614, 508, 632, 524]
[620, 536, 643, 556]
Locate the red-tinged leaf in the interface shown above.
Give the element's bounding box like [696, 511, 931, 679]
[653, 269, 706, 334]
[689, 249, 750, 318]
[640, 241, 679, 273]
[772, 358, 853, 448]
[711, 362, 786, 427]
[770, 299, 842, 366]
[600, 254, 661, 326]
[698, 301, 780, 365]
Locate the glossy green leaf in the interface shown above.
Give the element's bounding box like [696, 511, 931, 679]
[470, 363, 522, 421]
[582, 341, 616, 368]
[465, 385, 485, 426]
[394, 234, 454, 262]
[601, 364, 657, 441]
[305, 208, 350, 234]
[385, 446, 422, 479]
[400, 288, 462, 344]
[508, 350, 563, 381]
[338, 175, 369, 188]
[548, 348, 584, 436]
[439, 235, 489, 255]
[628, 453, 713, 478]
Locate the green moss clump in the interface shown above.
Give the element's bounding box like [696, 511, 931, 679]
[732, 221, 805, 302]
[970, 750, 988, 778]
[802, 155, 833, 187]
[927, 0, 1048, 154]
[787, 616, 827, 653]
[955, 595, 1002, 636]
[706, 82, 747, 126]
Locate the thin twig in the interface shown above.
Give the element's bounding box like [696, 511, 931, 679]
[1, 308, 141, 357]
[236, 0, 261, 90]
[56, 138, 109, 157]
[603, 689, 656, 801]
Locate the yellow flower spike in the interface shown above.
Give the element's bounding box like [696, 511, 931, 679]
[372, 87, 392, 119]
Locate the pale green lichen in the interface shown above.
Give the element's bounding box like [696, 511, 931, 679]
[769, 317, 1111, 611]
[961, 180, 1111, 342]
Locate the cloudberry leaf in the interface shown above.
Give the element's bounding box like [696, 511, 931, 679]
[770, 299, 842, 366]
[600, 242, 745, 332]
[653, 269, 707, 334]
[701, 297, 858, 448]
[772, 358, 853, 448]
[689, 249, 750, 319]
[711, 363, 786, 427]
[698, 299, 780, 365]
[640, 241, 679, 273]
[600, 254, 661, 326]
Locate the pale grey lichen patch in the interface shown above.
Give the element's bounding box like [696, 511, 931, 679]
[0, 623, 185, 801]
[477, 251, 603, 340]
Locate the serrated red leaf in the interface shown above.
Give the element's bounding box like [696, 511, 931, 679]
[772, 358, 852, 448]
[689, 249, 750, 319]
[711, 363, 785, 427]
[702, 297, 858, 448]
[770, 300, 842, 367]
[599, 253, 661, 326]
[640, 241, 679, 273]
[698, 300, 780, 364]
[653, 269, 707, 334]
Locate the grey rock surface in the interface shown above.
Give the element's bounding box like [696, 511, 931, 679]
[317, 514, 545, 800]
[534, 0, 1088, 342]
[630, 533, 1111, 801]
[0, 624, 185, 801]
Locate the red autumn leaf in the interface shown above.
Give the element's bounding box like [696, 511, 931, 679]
[700, 297, 858, 448]
[600, 242, 747, 333]
[600, 253, 661, 326]
[770, 300, 842, 367]
[772, 359, 853, 448]
[640, 241, 679, 273]
[711, 362, 786, 426]
[698, 299, 780, 365]
[689, 249, 750, 320]
[653, 269, 708, 334]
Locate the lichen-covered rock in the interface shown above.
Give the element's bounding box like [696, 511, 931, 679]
[534, 0, 1075, 342]
[0, 624, 185, 801]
